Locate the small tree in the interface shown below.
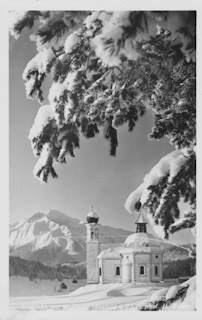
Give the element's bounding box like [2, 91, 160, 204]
[57, 272, 64, 282]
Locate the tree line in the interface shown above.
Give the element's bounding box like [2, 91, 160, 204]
[163, 258, 196, 279]
[9, 256, 86, 281]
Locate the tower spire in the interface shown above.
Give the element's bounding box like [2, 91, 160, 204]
[135, 208, 148, 233]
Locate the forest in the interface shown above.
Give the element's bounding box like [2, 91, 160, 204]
[9, 256, 87, 281]
[10, 243, 196, 281]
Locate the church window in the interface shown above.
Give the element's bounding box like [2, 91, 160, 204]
[155, 265, 158, 275]
[91, 232, 94, 239]
[140, 265, 145, 275]
[116, 266, 120, 276]
[155, 255, 158, 259]
[99, 267, 101, 276]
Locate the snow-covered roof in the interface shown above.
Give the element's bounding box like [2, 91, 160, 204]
[100, 243, 123, 252]
[97, 246, 122, 259]
[121, 232, 163, 254]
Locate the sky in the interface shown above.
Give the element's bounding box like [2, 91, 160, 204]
[9, 14, 194, 244]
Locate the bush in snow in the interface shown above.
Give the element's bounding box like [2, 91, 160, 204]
[137, 278, 195, 311]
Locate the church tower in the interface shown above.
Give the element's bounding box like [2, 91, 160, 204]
[135, 209, 148, 233]
[86, 207, 100, 284]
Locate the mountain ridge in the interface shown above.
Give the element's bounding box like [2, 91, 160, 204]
[9, 209, 132, 266]
[10, 209, 194, 267]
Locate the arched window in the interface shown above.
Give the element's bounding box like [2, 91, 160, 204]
[155, 265, 158, 275]
[99, 267, 101, 276]
[140, 265, 145, 275]
[91, 232, 94, 239]
[116, 266, 120, 276]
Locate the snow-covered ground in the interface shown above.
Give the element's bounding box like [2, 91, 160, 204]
[9, 277, 86, 297]
[8, 277, 195, 314]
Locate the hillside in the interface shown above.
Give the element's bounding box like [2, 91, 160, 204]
[162, 244, 196, 279]
[163, 243, 193, 262]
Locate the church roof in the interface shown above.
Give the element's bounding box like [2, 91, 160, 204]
[97, 246, 122, 259]
[120, 232, 164, 254]
[134, 208, 148, 224]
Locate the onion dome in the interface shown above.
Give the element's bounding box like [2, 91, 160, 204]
[86, 206, 99, 223]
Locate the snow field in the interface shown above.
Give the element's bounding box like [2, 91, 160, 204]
[10, 278, 195, 309]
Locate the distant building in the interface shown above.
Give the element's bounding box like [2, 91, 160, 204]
[86, 208, 164, 284]
[60, 282, 67, 289]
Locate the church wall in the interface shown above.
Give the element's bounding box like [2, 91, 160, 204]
[151, 253, 162, 263]
[151, 253, 163, 281]
[135, 253, 151, 282]
[102, 259, 121, 283]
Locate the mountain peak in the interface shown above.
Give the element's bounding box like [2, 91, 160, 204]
[28, 212, 45, 223]
[9, 209, 132, 266]
[45, 209, 80, 226]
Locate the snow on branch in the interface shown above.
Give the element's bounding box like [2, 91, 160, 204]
[169, 209, 196, 234]
[22, 48, 55, 80]
[64, 33, 81, 54]
[28, 104, 55, 142]
[125, 149, 189, 213]
[124, 183, 144, 214]
[146, 213, 165, 239]
[48, 72, 77, 105]
[9, 11, 28, 38]
[33, 143, 51, 183]
[92, 12, 140, 66]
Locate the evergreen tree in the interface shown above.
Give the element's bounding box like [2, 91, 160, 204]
[10, 11, 196, 240]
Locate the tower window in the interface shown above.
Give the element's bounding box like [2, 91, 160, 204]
[116, 266, 120, 276]
[99, 267, 101, 276]
[155, 255, 158, 259]
[91, 232, 94, 239]
[155, 265, 158, 276]
[140, 265, 145, 275]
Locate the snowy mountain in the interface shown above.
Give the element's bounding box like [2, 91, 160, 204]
[9, 209, 131, 266]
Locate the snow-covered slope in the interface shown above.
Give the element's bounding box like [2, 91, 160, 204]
[9, 276, 196, 312]
[9, 209, 131, 266]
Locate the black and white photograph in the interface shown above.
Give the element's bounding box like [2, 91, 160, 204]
[0, 1, 200, 319]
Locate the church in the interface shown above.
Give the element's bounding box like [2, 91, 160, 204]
[85, 208, 164, 284]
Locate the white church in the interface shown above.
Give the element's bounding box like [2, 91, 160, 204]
[85, 208, 164, 284]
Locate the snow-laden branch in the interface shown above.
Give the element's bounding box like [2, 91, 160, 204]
[28, 104, 55, 143]
[125, 149, 190, 213]
[169, 209, 196, 235]
[22, 48, 55, 80]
